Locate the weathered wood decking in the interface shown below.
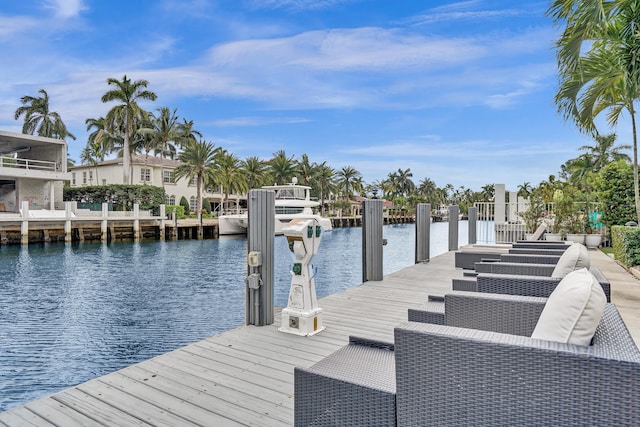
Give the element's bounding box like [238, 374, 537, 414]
[1, 249, 639, 426]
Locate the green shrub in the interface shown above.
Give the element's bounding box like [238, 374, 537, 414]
[179, 196, 190, 214]
[202, 198, 212, 214]
[165, 205, 186, 219]
[611, 225, 640, 267]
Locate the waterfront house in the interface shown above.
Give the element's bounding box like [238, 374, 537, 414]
[0, 131, 71, 213]
[69, 154, 242, 214]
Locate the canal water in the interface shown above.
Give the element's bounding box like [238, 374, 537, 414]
[0, 222, 469, 411]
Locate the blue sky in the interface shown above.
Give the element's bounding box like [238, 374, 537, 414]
[0, 0, 625, 191]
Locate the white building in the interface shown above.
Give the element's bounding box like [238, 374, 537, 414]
[0, 131, 71, 212]
[69, 155, 242, 213]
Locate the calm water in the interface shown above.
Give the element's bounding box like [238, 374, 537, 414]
[0, 222, 469, 411]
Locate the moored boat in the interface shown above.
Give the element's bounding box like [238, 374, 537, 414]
[218, 179, 333, 235]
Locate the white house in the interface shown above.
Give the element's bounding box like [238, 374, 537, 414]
[0, 131, 71, 212]
[69, 154, 243, 213]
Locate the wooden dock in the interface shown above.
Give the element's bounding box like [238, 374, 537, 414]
[1, 249, 639, 426]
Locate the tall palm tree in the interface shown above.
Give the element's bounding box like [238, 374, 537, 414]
[80, 138, 110, 184]
[314, 162, 335, 215]
[335, 165, 361, 200]
[241, 156, 269, 189]
[14, 89, 76, 140]
[176, 119, 202, 148]
[578, 133, 631, 171]
[297, 154, 314, 186]
[214, 150, 248, 214]
[269, 150, 298, 185]
[85, 116, 119, 157]
[418, 178, 438, 204]
[393, 167, 415, 197]
[174, 139, 219, 237]
[101, 75, 157, 184]
[517, 182, 533, 199]
[549, 0, 640, 222]
[139, 107, 180, 189]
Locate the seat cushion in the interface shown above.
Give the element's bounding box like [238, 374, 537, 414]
[551, 243, 590, 278]
[531, 268, 607, 346]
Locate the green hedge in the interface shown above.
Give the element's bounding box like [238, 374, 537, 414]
[64, 184, 165, 211]
[611, 225, 640, 267]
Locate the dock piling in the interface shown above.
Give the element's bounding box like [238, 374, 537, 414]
[415, 203, 431, 263]
[246, 189, 275, 326]
[468, 206, 477, 244]
[362, 199, 384, 282]
[448, 205, 460, 251]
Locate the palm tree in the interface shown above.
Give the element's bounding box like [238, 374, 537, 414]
[578, 133, 631, 171]
[335, 165, 361, 200]
[101, 75, 157, 184]
[214, 150, 248, 214]
[269, 150, 297, 185]
[549, 0, 640, 222]
[393, 167, 415, 197]
[174, 139, 218, 238]
[14, 89, 76, 140]
[139, 107, 180, 189]
[176, 119, 202, 148]
[241, 156, 269, 189]
[517, 182, 532, 199]
[297, 154, 314, 186]
[480, 184, 495, 201]
[418, 178, 438, 204]
[80, 138, 110, 184]
[85, 116, 119, 156]
[314, 162, 336, 215]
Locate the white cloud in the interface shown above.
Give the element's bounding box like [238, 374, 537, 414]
[0, 15, 39, 39]
[44, 0, 87, 18]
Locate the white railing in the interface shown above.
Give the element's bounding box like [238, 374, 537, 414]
[473, 201, 603, 244]
[0, 155, 57, 171]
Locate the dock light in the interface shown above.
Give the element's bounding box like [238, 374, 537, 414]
[279, 218, 325, 336]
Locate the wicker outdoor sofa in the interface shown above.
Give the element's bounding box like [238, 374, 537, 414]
[294, 291, 640, 426]
[455, 240, 569, 269]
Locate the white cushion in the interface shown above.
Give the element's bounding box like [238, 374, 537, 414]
[551, 243, 590, 278]
[531, 268, 607, 346]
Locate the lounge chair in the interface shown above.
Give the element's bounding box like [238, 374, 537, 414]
[296, 278, 640, 426]
[450, 243, 611, 302]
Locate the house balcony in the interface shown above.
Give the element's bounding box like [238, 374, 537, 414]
[0, 155, 71, 181]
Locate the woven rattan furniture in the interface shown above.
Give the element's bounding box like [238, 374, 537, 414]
[294, 336, 396, 427]
[297, 292, 640, 426]
[455, 244, 568, 269]
[397, 293, 640, 426]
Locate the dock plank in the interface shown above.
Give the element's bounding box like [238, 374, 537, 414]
[2, 249, 639, 426]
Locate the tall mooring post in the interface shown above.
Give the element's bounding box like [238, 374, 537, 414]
[246, 189, 275, 326]
[362, 199, 384, 282]
[468, 206, 477, 245]
[415, 203, 431, 263]
[448, 205, 460, 251]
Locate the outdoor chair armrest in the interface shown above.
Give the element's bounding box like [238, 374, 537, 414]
[294, 336, 396, 427]
[408, 298, 445, 324]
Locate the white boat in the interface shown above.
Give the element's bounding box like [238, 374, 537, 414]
[218, 180, 333, 235]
